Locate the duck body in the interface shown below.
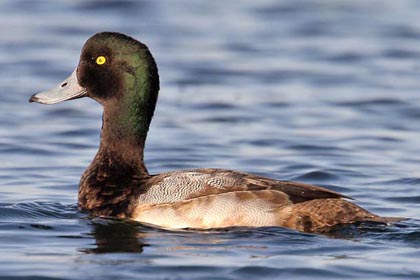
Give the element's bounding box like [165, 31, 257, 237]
[134, 169, 387, 232]
[31, 32, 395, 233]
[79, 156, 387, 232]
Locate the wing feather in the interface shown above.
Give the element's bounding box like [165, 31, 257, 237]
[139, 168, 349, 204]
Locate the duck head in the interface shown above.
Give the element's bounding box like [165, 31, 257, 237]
[30, 32, 159, 140]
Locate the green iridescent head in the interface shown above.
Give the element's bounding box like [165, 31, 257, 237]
[30, 32, 160, 139]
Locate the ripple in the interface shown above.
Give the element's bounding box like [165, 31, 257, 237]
[332, 98, 407, 108]
[292, 170, 340, 182]
[287, 144, 347, 153]
[75, 0, 146, 13]
[386, 196, 420, 203]
[382, 48, 420, 59]
[0, 277, 69, 280]
[200, 115, 257, 124]
[0, 201, 78, 221]
[382, 24, 420, 39]
[380, 177, 420, 186]
[327, 52, 367, 63]
[234, 266, 349, 278]
[189, 102, 238, 110]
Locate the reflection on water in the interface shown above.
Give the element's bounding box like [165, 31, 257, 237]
[82, 219, 147, 254]
[1, 0, 420, 279]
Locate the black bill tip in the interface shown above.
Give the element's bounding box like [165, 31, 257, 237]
[29, 94, 39, 103]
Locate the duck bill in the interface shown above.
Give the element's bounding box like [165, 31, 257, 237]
[29, 69, 87, 105]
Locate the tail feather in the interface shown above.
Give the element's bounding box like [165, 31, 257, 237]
[279, 198, 403, 233]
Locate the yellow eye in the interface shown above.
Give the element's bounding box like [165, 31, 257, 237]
[96, 56, 106, 65]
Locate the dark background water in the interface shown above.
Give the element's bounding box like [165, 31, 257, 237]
[1, 0, 420, 279]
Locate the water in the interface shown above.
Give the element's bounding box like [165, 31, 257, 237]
[1, 0, 420, 279]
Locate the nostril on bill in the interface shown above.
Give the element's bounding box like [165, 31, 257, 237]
[61, 82, 68, 88]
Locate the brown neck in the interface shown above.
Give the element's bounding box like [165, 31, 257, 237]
[77, 103, 150, 216]
[98, 100, 150, 177]
[94, 142, 149, 178]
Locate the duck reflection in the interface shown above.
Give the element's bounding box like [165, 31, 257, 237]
[81, 218, 149, 254]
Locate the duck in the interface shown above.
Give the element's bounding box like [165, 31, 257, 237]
[29, 32, 397, 233]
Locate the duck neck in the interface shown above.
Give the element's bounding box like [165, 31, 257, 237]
[78, 96, 154, 215]
[98, 104, 149, 177]
[97, 66, 159, 177]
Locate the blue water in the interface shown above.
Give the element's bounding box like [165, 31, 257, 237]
[1, 0, 420, 279]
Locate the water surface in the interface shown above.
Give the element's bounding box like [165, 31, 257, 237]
[1, 0, 420, 279]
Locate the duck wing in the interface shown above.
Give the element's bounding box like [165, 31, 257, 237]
[139, 168, 349, 205]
